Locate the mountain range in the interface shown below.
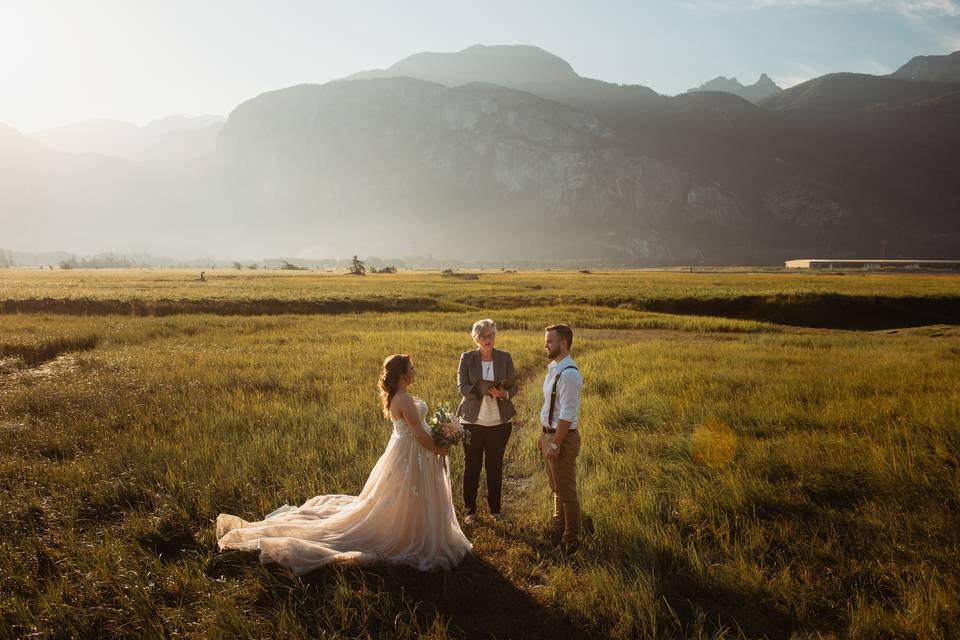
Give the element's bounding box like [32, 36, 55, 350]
[2, 44, 958, 264]
[890, 50, 960, 83]
[686, 74, 782, 103]
[31, 114, 224, 164]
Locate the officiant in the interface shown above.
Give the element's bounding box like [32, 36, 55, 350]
[456, 319, 519, 523]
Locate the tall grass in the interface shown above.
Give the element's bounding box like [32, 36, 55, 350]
[0, 280, 958, 638]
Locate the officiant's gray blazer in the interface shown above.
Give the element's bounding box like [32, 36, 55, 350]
[456, 348, 519, 424]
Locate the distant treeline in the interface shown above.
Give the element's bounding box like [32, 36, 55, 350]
[3, 250, 638, 270]
[59, 254, 144, 269]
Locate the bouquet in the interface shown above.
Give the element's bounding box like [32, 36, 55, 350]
[428, 404, 470, 448]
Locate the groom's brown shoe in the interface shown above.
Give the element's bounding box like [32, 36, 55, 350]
[548, 519, 564, 545]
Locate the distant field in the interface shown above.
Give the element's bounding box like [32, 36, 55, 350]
[3, 268, 960, 300]
[1, 268, 958, 328]
[1, 271, 959, 639]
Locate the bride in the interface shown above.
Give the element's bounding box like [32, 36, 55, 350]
[216, 354, 472, 574]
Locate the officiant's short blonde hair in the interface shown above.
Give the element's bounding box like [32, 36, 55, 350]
[471, 318, 497, 340]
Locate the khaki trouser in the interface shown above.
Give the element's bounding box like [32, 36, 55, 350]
[539, 430, 581, 544]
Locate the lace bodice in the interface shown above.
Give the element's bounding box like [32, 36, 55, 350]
[391, 397, 428, 437]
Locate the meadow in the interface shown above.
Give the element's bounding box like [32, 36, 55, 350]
[1, 268, 959, 329]
[1, 269, 959, 639]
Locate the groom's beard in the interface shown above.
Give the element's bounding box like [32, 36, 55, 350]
[546, 347, 561, 360]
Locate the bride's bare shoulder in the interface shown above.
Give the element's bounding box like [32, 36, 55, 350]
[391, 391, 416, 415]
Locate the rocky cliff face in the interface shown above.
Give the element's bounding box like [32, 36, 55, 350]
[216, 77, 745, 260]
[332, 47, 959, 261]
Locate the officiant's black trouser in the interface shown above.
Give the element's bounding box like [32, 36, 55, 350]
[462, 422, 513, 515]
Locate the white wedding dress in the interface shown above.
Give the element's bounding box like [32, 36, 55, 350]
[216, 398, 472, 574]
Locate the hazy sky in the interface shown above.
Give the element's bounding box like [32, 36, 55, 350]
[2, 0, 959, 132]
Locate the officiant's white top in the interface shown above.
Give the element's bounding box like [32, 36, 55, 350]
[475, 359, 502, 426]
[540, 354, 583, 430]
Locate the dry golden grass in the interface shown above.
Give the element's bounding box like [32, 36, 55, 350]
[1, 267, 959, 301]
[0, 270, 958, 638]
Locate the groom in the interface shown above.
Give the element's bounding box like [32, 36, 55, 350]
[538, 323, 584, 551]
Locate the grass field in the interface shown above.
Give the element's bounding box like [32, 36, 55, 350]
[1, 270, 959, 639]
[1, 269, 959, 329]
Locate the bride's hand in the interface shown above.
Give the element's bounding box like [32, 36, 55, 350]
[436, 445, 449, 457]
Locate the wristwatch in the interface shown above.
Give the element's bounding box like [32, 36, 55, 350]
[549, 442, 559, 451]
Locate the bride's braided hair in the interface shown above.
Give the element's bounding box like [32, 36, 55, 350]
[379, 354, 411, 417]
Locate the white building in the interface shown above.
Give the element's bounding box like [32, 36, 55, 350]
[785, 259, 960, 270]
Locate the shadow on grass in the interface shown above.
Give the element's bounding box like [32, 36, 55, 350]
[207, 549, 603, 639]
[491, 518, 802, 640]
[653, 545, 800, 640]
[0, 297, 445, 317]
[632, 294, 960, 330]
[2, 293, 958, 330]
[0, 333, 98, 366]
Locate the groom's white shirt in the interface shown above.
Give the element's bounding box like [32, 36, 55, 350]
[540, 354, 583, 430]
